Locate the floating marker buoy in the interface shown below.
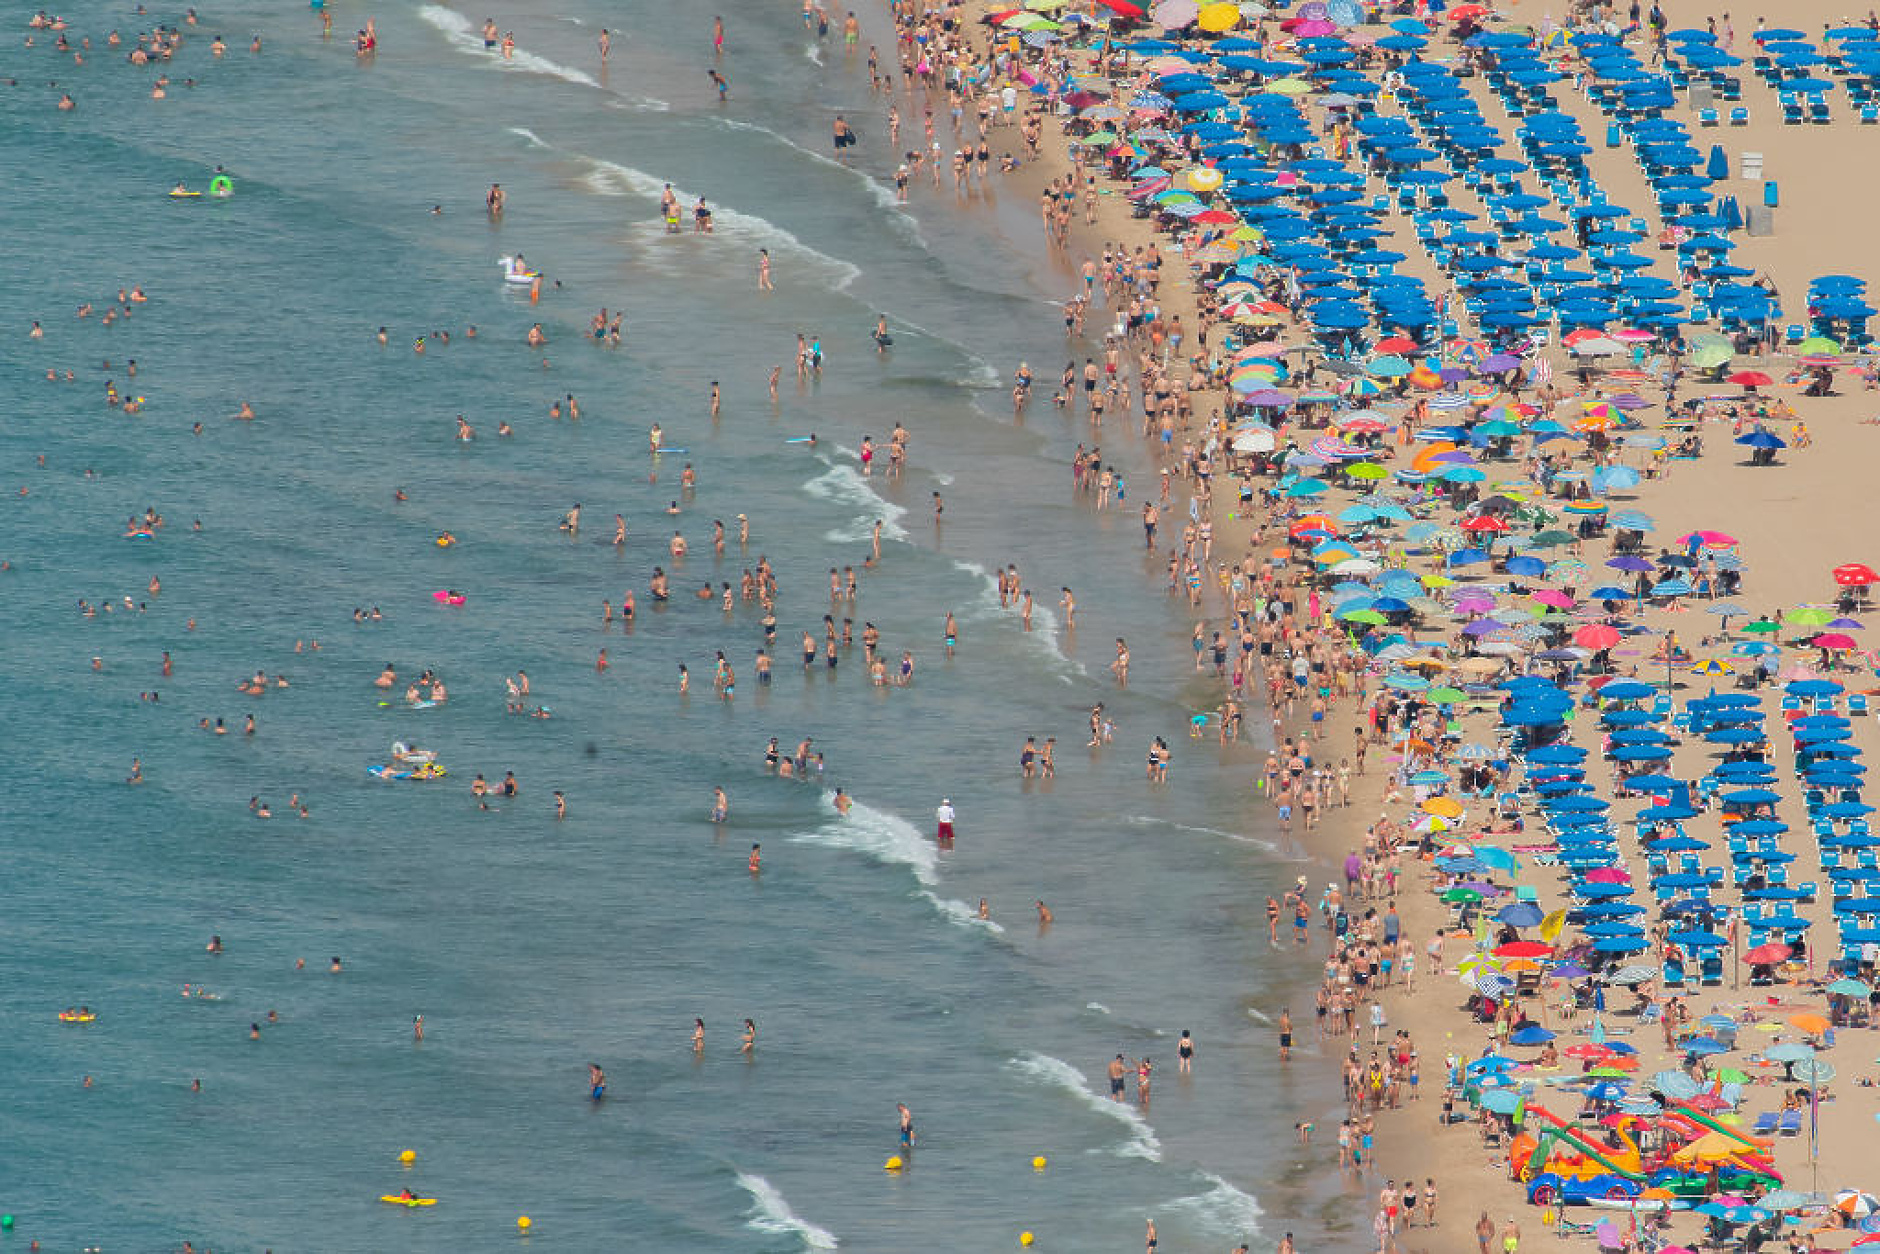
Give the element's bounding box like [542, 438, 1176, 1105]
[1019, 1232, 1034, 1247]
[517, 1215, 532, 1230]
[399, 1149, 417, 1164]
[884, 1156, 904, 1171]
[1, 1215, 13, 1231]
[1031, 1156, 1047, 1171]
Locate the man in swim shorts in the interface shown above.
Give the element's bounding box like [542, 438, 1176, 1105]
[934, 797, 955, 840]
[1108, 1054, 1127, 1099]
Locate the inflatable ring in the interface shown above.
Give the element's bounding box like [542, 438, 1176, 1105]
[431, 590, 466, 605]
[59, 1012, 97, 1023]
[209, 175, 233, 197]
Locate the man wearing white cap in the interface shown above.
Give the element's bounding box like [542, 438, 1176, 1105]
[935, 798, 956, 841]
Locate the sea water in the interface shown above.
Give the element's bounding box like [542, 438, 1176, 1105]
[0, 3, 1355, 1249]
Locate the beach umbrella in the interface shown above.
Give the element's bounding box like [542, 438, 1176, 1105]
[1479, 1088, 1523, 1114]
[1652, 1070, 1702, 1098]
[1835, 1191, 1880, 1220]
[1196, 2, 1242, 30]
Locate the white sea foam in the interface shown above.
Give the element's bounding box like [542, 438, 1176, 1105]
[1086, 1002, 1112, 1015]
[578, 158, 862, 289]
[805, 42, 825, 64]
[794, 796, 936, 887]
[508, 126, 550, 149]
[922, 890, 1005, 933]
[713, 116, 911, 221]
[1006, 1052, 1162, 1162]
[603, 94, 672, 113]
[1161, 1173, 1264, 1240]
[418, 6, 599, 87]
[1123, 814, 1273, 850]
[802, 460, 908, 544]
[950, 558, 1083, 680]
[736, 1173, 839, 1250]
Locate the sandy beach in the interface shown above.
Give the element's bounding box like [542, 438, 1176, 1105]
[966, 0, 1880, 1250]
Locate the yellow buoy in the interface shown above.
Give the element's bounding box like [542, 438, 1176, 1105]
[1020, 1232, 1035, 1247]
[399, 1149, 417, 1164]
[1031, 1156, 1047, 1171]
[517, 1215, 532, 1231]
[884, 1156, 904, 1171]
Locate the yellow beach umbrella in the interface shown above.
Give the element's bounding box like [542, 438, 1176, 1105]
[1423, 797, 1465, 818]
[1197, 2, 1242, 31]
[1265, 77, 1313, 95]
[1230, 226, 1264, 241]
[1187, 167, 1224, 192]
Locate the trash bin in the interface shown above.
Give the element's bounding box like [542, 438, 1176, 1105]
[1764, 179, 1779, 208]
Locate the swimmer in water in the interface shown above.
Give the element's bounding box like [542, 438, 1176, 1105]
[588, 1062, 605, 1100]
[692, 1017, 705, 1053]
[740, 1019, 755, 1053]
[712, 786, 729, 823]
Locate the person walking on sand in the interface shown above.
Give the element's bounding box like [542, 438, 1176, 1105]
[1278, 1007, 1293, 1061]
[1475, 1211, 1495, 1254]
[1499, 1216, 1520, 1254]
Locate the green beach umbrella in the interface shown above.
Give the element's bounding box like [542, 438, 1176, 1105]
[1428, 686, 1466, 703]
[1741, 620, 1780, 634]
[1265, 78, 1313, 95]
[1441, 887, 1483, 903]
[1797, 336, 1841, 355]
[1784, 607, 1833, 627]
[1343, 609, 1388, 625]
[1526, 530, 1577, 548]
[1690, 338, 1734, 369]
[1346, 462, 1389, 480]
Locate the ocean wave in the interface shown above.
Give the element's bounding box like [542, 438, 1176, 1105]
[920, 890, 1005, 933]
[802, 460, 908, 544]
[876, 309, 1001, 386]
[1006, 1052, 1162, 1162]
[1161, 1172, 1264, 1241]
[603, 95, 672, 113]
[1122, 814, 1273, 850]
[712, 117, 912, 222]
[578, 158, 861, 289]
[950, 559, 1083, 679]
[417, 6, 599, 87]
[793, 795, 935, 887]
[736, 1173, 839, 1250]
[1086, 1002, 1112, 1015]
[508, 126, 550, 149]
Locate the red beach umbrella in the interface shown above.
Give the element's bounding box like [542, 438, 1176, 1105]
[1574, 624, 1621, 649]
[1495, 941, 1553, 958]
[1834, 562, 1880, 587]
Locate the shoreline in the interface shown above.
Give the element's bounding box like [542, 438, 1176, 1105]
[954, 3, 1880, 1252]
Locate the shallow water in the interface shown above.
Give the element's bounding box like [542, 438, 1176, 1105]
[0, 3, 1354, 1249]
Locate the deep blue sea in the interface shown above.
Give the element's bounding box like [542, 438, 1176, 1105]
[0, 3, 1358, 1249]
